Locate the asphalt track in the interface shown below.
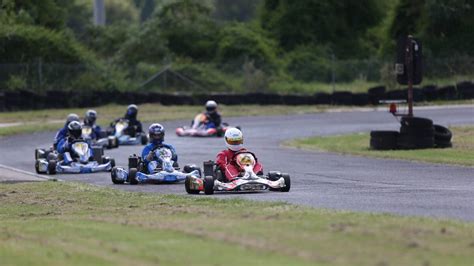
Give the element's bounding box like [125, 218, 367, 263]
[1, 106, 473, 221]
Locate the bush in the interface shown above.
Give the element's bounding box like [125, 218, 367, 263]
[172, 62, 240, 92]
[216, 22, 279, 73]
[284, 46, 331, 82]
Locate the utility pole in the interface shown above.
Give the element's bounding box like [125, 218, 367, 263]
[93, 0, 106, 26]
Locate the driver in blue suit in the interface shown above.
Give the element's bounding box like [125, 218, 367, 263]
[142, 123, 178, 173]
[53, 113, 80, 149]
[57, 121, 89, 164]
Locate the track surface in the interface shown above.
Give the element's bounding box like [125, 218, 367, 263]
[1, 106, 473, 221]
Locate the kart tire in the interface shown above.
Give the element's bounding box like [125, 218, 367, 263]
[399, 126, 434, 137]
[35, 148, 46, 160]
[129, 168, 138, 185]
[434, 124, 452, 142]
[48, 160, 57, 175]
[267, 171, 281, 181]
[280, 173, 291, 192]
[370, 131, 399, 150]
[141, 134, 148, 145]
[92, 147, 104, 163]
[185, 175, 200, 194]
[397, 134, 434, 149]
[204, 176, 215, 195]
[435, 139, 453, 149]
[400, 116, 433, 128]
[111, 167, 124, 184]
[35, 160, 45, 174]
[109, 158, 116, 169]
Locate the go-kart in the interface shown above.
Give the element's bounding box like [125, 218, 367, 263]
[175, 113, 238, 137]
[185, 151, 290, 194]
[82, 125, 118, 149]
[111, 147, 201, 184]
[110, 119, 148, 145]
[35, 140, 115, 175]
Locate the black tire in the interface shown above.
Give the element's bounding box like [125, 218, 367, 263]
[397, 134, 434, 149]
[370, 131, 399, 150]
[111, 167, 125, 184]
[129, 168, 138, 185]
[400, 126, 434, 137]
[400, 116, 433, 128]
[35, 149, 46, 160]
[185, 175, 200, 194]
[280, 173, 291, 192]
[435, 140, 453, 149]
[433, 124, 452, 142]
[92, 147, 103, 163]
[35, 160, 44, 174]
[48, 160, 57, 175]
[267, 171, 281, 181]
[184, 164, 201, 177]
[109, 158, 116, 169]
[141, 134, 148, 145]
[204, 176, 214, 195]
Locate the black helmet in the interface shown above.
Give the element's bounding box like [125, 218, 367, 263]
[68, 121, 82, 139]
[85, 109, 97, 125]
[125, 104, 138, 119]
[148, 123, 165, 144]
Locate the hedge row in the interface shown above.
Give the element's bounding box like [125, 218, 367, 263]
[0, 81, 473, 111]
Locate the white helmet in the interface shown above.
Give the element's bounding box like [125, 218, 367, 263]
[205, 100, 217, 112]
[224, 127, 243, 151]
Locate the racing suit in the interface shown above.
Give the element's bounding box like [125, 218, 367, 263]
[141, 142, 178, 173]
[57, 137, 91, 164]
[53, 127, 68, 150]
[83, 120, 103, 140]
[216, 148, 263, 182]
[110, 117, 143, 137]
[205, 111, 221, 129]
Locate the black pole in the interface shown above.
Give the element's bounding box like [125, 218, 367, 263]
[405, 35, 414, 117]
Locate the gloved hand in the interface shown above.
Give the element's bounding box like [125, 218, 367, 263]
[146, 151, 154, 162]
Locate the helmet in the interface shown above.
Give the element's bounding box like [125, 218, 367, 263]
[126, 104, 138, 119]
[205, 100, 217, 112]
[85, 109, 97, 125]
[68, 121, 82, 139]
[224, 127, 243, 151]
[66, 113, 79, 125]
[148, 123, 165, 144]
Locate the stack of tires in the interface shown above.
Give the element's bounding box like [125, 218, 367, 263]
[370, 116, 453, 150]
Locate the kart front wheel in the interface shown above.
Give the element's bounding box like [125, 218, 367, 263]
[204, 176, 215, 195]
[185, 176, 200, 194]
[129, 168, 138, 185]
[280, 173, 291, 192]
[48, 160, 57, 175]
[35, 160, 45, 174]
[111, 167, 124, 184]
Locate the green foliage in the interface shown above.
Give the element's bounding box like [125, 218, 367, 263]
[260, 0, 385, 58]
[0, 0, 67, 29]
[0, 24, 95, 64]
[82, 23, 137, 59]
[216, 22, 279, 73]
[213, 0, 262, 21]
[284, 46, 331, 82]
[172, 62, 240, 92]
[5, 75, 27, 91]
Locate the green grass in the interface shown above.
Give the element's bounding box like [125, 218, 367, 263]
[1, 181, 473, 265]
[286, 126, 474, 166]
[0, 104, 329, 137]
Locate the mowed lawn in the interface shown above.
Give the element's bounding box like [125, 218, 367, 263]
[287, 126, 474, 166]
[0, 104, 328, 137]
[1, 181, 474, 266]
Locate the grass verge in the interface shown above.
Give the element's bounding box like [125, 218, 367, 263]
[286, 126, 474, 166]
[0, 104, 329, 137]
[1, 181, 473, 265]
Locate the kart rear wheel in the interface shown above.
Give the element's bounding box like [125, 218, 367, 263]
[129, 168, 138, 185]
[185, 175, 200, 194]
[204, 176, 215, 195]
[280, 173, 291, 192]
[111, 167, 124, 184]
[48, 160, 57, 175]
[141, 134, 148, 145]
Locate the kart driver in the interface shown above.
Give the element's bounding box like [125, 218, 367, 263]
[83, 109, 102, 140]
[204, 100, 221, 129]
[216, 127, 263, 182]
[57, 121, 86, 159]
[110, 104, 143, 136]
[53, 113, 80, 149]
[142, 123, 178, 173]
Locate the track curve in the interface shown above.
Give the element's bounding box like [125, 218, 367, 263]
[1, 106, 473, 220]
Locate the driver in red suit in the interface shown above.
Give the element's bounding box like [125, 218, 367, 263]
[216, 128, 263, 181]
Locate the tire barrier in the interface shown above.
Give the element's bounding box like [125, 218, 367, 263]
[398, 116, 435, 149]
[433, 124, 453, 148]
[0, 80, 473, 111]
[370, 130, 399, 150]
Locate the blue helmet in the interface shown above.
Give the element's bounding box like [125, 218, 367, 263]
[125, 104, 138, 119]
[148, 123, 165, 144]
